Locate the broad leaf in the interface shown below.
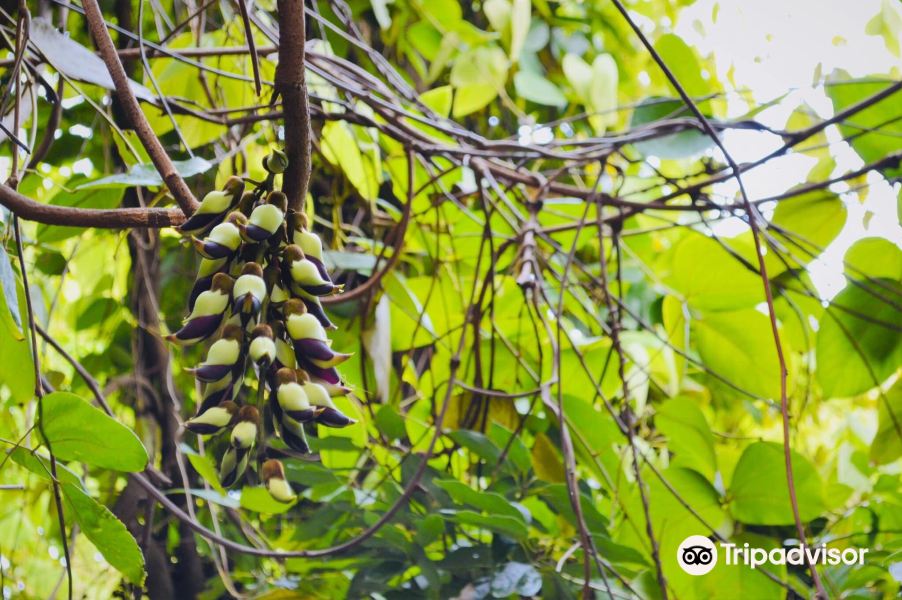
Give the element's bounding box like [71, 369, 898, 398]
[513, 71, 566, 107]
[61, 483, 145, 585]
[0, 242, 20, 327]
[729, 442, 825, 525]
[771, 190, 846, 264]
[692, 309, 788, 400]
[631, 97, 714, 159]
[665, 234, 764, 311]
[9, 447, 84, 487]
[871, 381, 902, 464]
[30, 17, 156, 104]
[816, 279, 902, 398]
[826, 73, 902, 177]
[78, 157, 213, 190]
[435, 479, 525, 521]
[0, 263, 33, 404]
[445, 509, 528, 540]
[39, 392, 148, 472]
[240, 486, 295, 514]
[656, 397, 716, 480]
[843, 237, 902, 281]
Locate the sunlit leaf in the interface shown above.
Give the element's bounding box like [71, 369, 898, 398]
[729, 442, 825, 525]
[871, 381, 902, 464]
[39, 392, 148, 472]
[817, 279, 902, 398]
[62, 483, 145, 585]
[656, 397, 716, 481]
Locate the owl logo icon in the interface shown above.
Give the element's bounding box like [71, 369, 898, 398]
[677, 535, 718, 575]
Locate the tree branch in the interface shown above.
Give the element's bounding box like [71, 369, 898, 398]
[0, 183, 185, 228]
[275, 0, 312, 213]
[81, 0, 199, 215]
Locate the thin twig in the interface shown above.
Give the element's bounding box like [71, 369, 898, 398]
[235, 0, 262, 96]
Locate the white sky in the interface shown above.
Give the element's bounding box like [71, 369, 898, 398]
[674, 0, 902, 298]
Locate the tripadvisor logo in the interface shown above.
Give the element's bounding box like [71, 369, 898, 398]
[677, 535, 718, 575]
[677, 535, 869, 576]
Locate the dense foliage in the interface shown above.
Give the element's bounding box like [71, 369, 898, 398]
[0, 0, 900, 598]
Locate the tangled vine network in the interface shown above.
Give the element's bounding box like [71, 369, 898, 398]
[0, 0, 900, 597]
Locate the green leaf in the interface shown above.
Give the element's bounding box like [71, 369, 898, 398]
[871, 381, 902, 464]
[530, 432, 565, 482]
[631, 97, 714, 159]
[452, 84, 499, 118]
[0, 242, 21, 327]
[616, 467, 727, 587]
[317, 393, 366, 469]
[560, 391, 621, 483]
[77, 157, 213, 189]
[508, 0, 531, 61]
[450, 44, 510, 91]
[865, 0, 902, 57]
[513, 70, 566, 107]
[729, 442, 825, 525]
[844, 237, 902, 281]
[323, 250, 377, 275]
[445, 509, 528, 540]
[434, 479, 525, 521]
[39, 392, 148, 471]
[540, 483, 609, 534]
[664, 234, 764, 311]
[588, 54, 618, 119]
[76, 297, 121, 330]
[816, 279, 902, 398]
[562, 53, 593, 102]
[419, 85, 453, 118]
[826, 74, 902, 178]
[656, 397, 716, 480]
[240, 486, 295, 514]
[483, 0, 511, 33]
[450, 45, 509, 117]
[487, 422, 531, 473]
[9, 447, 84, 488]
[61, 482, 145, 585]
[30, 17, 155, 104]
[34, 249, 68, 276]
[448, 429, 501, 464]
[383, 271, 436, 350]
[184, 446, 225, 494]
[692, 309, 787, 400]
[374, 404, 406, 440]
[662, 295, 688, 378]
[653, 34, 709, 98]
[0, 270, 34, 405]
[320, 121, 378, 201]
[771, 190, 846, 264]
[562, 53, 618, 130]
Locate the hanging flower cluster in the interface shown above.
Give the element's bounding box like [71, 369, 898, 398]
[168, 150, 356, 504]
